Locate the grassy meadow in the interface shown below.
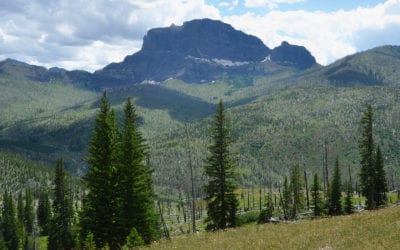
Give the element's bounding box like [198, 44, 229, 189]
[144, 206, 400, 250]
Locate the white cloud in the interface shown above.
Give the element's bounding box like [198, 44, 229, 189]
[224, 0, 400, 65]
[0, 0, 399, 71]
[244, 0, 304, 9]
[0, 0, 220, 71]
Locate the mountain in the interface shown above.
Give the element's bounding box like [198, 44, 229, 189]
[322, 45, 400, 86]
[0, 19, 317, 89]
[93, 18, 317, 87]
[0, 18, 400, 191]
[0, 58, 93, 87]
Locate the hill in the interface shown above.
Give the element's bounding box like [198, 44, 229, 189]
[0, 150, 54, 195]
[0, 19, 400, 193]
[143, 206, 400, 249]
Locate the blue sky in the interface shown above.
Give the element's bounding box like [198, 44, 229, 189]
[208, 0, 386, 14]
[0, 0, 399, 71]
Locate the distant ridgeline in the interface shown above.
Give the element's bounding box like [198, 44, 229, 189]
[0, 18, 400, 191]
[0, 19, 316, 89]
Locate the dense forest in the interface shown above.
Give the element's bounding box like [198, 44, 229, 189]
[1, 20, 400, 249]
[1, 92, 398, 249]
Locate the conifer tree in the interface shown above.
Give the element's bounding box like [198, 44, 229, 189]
[328, 157, 342, 216]
[80, 92, 120, 248]
[117, 97, 159, 244]
[290, 163, 303, 219]
[258, 192, 274, 224]
[344, 181, 353, 214]
[1, 191, 19, 250]
[374, 145, 387, 207]
[359, 104, 376, 209]
[24, 189, 34, 234]
[37, 191, 51, 235]
[48, 159, 74, 250]
[311, 174, 323, 216]
[281, 176, 291, 220]
[17, 192, 24, 226]
[204, 100, 238, 230]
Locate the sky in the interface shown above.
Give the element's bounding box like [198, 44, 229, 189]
[0, 0, 399, 72]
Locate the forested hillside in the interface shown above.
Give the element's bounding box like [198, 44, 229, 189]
[1, 47, 400, 193]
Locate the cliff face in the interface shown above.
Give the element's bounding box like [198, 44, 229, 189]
[0, 19, 317, 88]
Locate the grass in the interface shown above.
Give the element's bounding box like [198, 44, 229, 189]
[144, 206, 400, 250]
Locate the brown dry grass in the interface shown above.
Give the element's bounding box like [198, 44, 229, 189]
[143, 206, 400, 250]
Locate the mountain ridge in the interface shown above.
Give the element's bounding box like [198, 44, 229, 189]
[0, 18, 317, 88]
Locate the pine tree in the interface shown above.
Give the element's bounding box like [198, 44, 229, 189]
[80, 92, 120, 248]
[117, 97, 159, 244]
[374, 145, 387, 207]
[359, 104, 376, 209]
[37, 191, 51, 235]
[311, 174, 323, 216]
[328, 157, 342, 216]
[290, 163, 303, 219]
[24, 189, 34, 235]
[344, 181, 353, 214]
[204, 100, 238, 230]
[1, 191, 19, 250]
[281, 176, 291, 220]
[48, 159, 74, 250]
[258, 192, 274, 224]
[17, 192, 24, 226]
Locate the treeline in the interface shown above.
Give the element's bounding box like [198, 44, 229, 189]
[0, 95, 394, 249]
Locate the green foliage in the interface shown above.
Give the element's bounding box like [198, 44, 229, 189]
[311, 174, 323, 217]
[281, 176, 291, 220]
[0, 151, 54, 195]
[124, 228, 145, 249]
[24, 189, 34, 234]
[328, 157, 342, 216]
[81, 94, 159, 247]
[359, 104, 375, 210]
[16, 192, 24, 225]
[204, 101, 239, 230]
[258, 192, 274, 224]
[83, 232, 96, 250]
[236, 210, 260, 226]
[37, 191, 51, 235]
[290, 163, 303, 219]
[48, 159, 74, 250]
[80, 92, 120, 249]
[374, 145, 387, 207]
[117, 97, 159, 244]
[1, 190, 19, 250]
[344, 181, 353, 214]
[358, 106, 388, 210]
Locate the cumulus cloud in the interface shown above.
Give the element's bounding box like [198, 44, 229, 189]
[0, 0, 220, 71]
[224, 0, 400, 65]
[244, 0, 304, 9]
[0, 0, 399, 70]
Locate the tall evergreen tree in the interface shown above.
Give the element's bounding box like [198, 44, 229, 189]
[374, 145, 387, 207]
[290, 163, 303, 219]
[281, 176, 291, 220]
[1, 191, 19, 250]
[344, 181, 353, 214]
[37, 191, 51, 235]
[48, 159, 74, 250]
[204, 100, 238, 230]
[117, 97, 159, 245]
[17, 192, 24, 226]
[328, 157, 342, 216]
[24, 189, 34, 235]
[80, 92, 120, 248]
[359, 104, 376, 209]
[311, 174, 323, 216]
